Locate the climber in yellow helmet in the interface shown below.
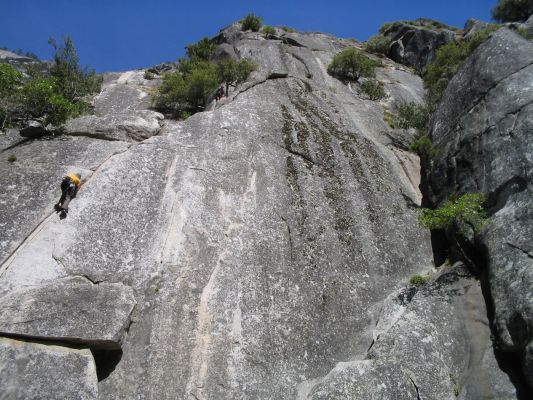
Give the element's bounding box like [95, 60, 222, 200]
[54, 172, 81, 219]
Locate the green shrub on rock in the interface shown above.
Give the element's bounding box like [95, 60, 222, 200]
[0, 64, 22, 95]
[364, 34, 392, 55]
[48, 36, 102, 103]
[327, 48, 381, 82]
[492, 0, 533, 22]
[410, 134, 438, 160]
[155, 61, 219, 115]
[409, 274, 429, 285]
[155, 36, 256, 118]
[423, 26, 500, 107]
[185, 37, 217, 62]
[186, 62, 220, 107]
[241, 13, 263, 32]
[359, 79, 387, 100]
[391, 102, 430, 132]
[1, 37, 99, 128]
[379, 22, 394, 34]
[280, 26, 295, 33]
[0, 64, 23, 128]
[21, 75, 81, 126]
[217, 58, 256, 96]
[419, 193, 489, 233]
[263, 26, 276, 39]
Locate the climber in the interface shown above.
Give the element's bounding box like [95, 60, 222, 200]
[54, 172, 81, 219]
[215, 86, 225, 101]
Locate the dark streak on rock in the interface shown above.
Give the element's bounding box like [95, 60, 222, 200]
[506, 242, 533, 259]
[408, 376, 421, 400]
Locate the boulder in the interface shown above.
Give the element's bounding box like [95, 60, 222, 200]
[211, 43, 239, 62]
[463, 18, 494, 39]
[19, 120, 48, 138]
[0, 337, 98, 400]
[147, 62, 174, 75]
[280, 32, 336, 51]
[383, 20, 457, 72]
[428, 28, 533, 388]
[0, 276, 136, 348]
[61, 110, 164, 142]
[59, 69, 164, 142]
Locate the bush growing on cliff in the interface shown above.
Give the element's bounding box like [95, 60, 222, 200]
[241, 13, 263, 32]
[411, 134, 438, 161]
[48, 36, 102, 103]
[359, 79, 387, 100]
[156, 61, 219, 114]
[419, 193, 489, 233]
[263, 26, 276, 39]
[409, 274, 429, 285]
[327, 48, 381, 82]
[280, 26, 295, 33]
[0, 64, 22, 128]
[423, 26, 500, 107]
[391, 102, 430, 132]
[364, 34, 392, 55]
[0, 37, 100, 128]
[21, 75, 81, 126]
[155, 37, 256, 118]
[217, 58, 256, 96]
[185, 37, 217, 62]
[492, 0, 533, 22]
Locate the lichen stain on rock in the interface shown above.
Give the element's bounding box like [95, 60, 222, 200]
[285, 155, 307, 228]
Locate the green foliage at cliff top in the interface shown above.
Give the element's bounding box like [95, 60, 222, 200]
[241, 13, 263, 32]
[0, 36, 101, 128]
[155, 37, 256, 118]
[492, 0, 533, 22]
[186, 37, 217, 62]
[423, 26, 500, 107]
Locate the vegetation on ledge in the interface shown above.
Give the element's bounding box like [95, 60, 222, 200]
[327, 48, 381, 82]
[154, 37, 256, 119]
[419, 193, 490, 234]
[0, 36, 102, 129]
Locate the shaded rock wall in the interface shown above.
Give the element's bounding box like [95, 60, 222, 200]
[380, 19, 457, 72]
[428, 28, 533, 390]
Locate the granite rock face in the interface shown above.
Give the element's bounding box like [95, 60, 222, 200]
[0, 22, 526, 399]
[0, 276, 135, 348]
[381, 19, 457, 72]
[463, 18, 494, 39]
[0, 337, 98, 400]
[428, 28, 533, 388]
[304, 264, 516, 399]
[62, 70, 164, 142]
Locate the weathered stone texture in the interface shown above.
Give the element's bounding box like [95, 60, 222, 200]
[0, 22, 524, 400]
[304, 265, 516, 399]
[0, 276, 136, 348]
[381, 19, 457, 71]
[428, 28, 533, 388]
[0, 337, 98, 400]
[63, 70, 164, 142]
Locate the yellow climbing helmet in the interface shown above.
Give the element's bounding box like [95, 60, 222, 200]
[67, 172, 81, 186]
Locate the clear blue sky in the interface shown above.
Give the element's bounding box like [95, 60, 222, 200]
[1, 0, 494, 72]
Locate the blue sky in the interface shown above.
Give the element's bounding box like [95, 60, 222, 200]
[1, 0, 494, 72]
